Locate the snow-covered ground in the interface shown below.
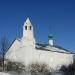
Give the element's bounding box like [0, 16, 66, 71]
[0, 72, 63, 75]
[0, 72, 64, 75]
[0, 72, 11, 75]
[0, 72, 31, 75]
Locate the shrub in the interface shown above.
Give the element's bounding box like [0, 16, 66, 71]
[28, 63, 51, 75]
[60, 63, 75, 75]
[5, 61, 26, 73]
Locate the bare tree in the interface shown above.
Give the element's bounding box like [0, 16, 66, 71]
[0, 36, 9, 71]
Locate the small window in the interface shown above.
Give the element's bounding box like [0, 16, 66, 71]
[25, 26, 27, 30]
[30, 26, 32, 30]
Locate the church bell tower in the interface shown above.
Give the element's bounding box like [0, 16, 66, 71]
[22, 18, 35, 47]
[23, 18, 34, 39]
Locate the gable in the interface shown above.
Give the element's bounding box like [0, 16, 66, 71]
[7, 38, 21, 52]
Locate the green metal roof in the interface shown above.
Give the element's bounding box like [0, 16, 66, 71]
[48, 35, 53, 39]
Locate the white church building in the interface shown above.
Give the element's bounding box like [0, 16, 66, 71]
[5, 18, 74, 70]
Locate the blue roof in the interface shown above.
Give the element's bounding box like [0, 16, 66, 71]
[36, 43, 74, 54]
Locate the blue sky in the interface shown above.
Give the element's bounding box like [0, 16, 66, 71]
[0, 0, 75, 52]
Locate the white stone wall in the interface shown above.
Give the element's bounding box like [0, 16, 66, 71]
[5, 41, 74, 70]
[34, 50, 73, 69]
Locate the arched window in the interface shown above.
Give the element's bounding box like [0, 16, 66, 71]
[25, 26, 27, 30]
[30, 26, 32, 30]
